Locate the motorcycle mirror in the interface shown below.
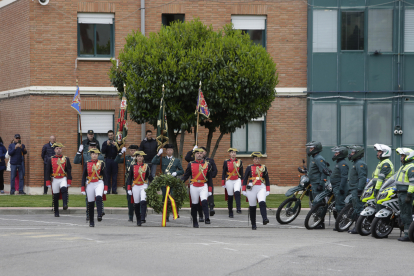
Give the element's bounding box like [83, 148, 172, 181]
[302, 159, 305, 164]
[326, 162, 330, 167]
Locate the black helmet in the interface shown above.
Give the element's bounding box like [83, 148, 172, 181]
[348, 145, 364, 161]
[306, 141, 322, 156]
[332, 146, 348, 161]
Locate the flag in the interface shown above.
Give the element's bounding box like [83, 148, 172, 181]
[196, 88, 210, 118]
[71, 86, 81, 115]
[116, 93, 128, 145]
[156, 85, 169, 151]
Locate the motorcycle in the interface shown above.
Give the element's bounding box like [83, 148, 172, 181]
[304, 181, 337, 229]
[334, 194, 354, 232]
[409, 218, 414, 242]
[356, 176, 396, 236]
[276, 160, 312, 224]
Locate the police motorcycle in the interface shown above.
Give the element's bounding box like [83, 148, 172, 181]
[409, 218, 414, 242]
[355, 176, 396, 236]
[276, 160, 312, 224]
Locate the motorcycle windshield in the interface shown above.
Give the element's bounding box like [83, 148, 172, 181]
[378, 173, 397, 193]
[363, 179, 375, 193]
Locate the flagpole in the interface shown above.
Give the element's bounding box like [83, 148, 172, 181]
[195, 81, 201, 146]
[160, 84, 165, 169]
[123, 83, 127, 185]
[77, 79, 84, 166]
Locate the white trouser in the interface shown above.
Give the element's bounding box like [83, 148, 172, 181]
[86, 180, 104, 202]
[190, 184, 208, 204]
[52, 177, 67, 194]
[246, 183, 266, 207]
[132, 184, 148, 204]
[225, 179, 241, 196]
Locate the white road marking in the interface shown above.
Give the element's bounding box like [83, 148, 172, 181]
[326, 242, 354, 248]
[0, 217, 87, 227]
[223, 248, 238, 251]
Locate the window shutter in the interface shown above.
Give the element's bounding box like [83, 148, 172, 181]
[79, 111, 114, 133]
[405, 10, 414, 52]
[231, 16, 266, 30]
[368, 9, 392, 52]
[313, 10, 337, 53]
[78, 13, 114, 24]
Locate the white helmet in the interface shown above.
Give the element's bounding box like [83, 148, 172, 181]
[396, 147, 413, 156]
[373, 144, 392, 158]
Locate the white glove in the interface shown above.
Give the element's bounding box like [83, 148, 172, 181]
[266, 191, 270, 196]
[208, 192, 212, 196]
[193, 145, 198, 151]
[81, 191, 86, 196]
[242, 191, 247, 196]
[78, 145, 84, 152]
[46, 184, 51, 188]
[128, 190, 132, 195]
[158, 148, 163, 155]
[121, 147, 127, 154]
[104, 190, 107, 195]
[171, 172, 177, 177]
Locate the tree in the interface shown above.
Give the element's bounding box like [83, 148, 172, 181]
[109, 19, 278, 159]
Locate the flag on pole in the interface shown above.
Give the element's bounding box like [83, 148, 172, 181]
[116, 92, 128, 146]
[71, 85, 81, 115]
[156, 84, 169, 151]
[196, 87, 210, 118]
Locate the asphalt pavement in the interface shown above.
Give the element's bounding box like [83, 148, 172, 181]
[0, 209, 413, 276]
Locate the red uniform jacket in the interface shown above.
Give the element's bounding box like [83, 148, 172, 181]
[81, 160, 107, 193]
[45, 155, 72, 187]
[182, 160, 213, 192]
[242, 164, 270, 192]
[221, 158, 243, 186]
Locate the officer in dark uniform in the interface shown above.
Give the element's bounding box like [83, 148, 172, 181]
[222, 148, 243, 217]
[41, 135, 56, 194]
[306, 141, 328, 229]
[330, 146, 349, 231]
[115, 144, 138, 222]
[347, 145, 367, 234]
[185, 146, 217, 219]
[102, 130, 121, 194]
[80, 130, 101, 151]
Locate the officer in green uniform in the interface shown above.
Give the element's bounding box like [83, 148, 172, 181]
[394, 148, 414, 241]
[347, 145, 367, 234]
[74, 141, 105, 221]
[152, 144, 184, 221]
[372, 143, 394, 212]
[330, 146, 349, 231]
[115, 145, 138, 222]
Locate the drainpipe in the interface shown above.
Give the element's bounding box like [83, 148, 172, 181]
[141, 0, 146, 140]
[397, 1, 401, 130]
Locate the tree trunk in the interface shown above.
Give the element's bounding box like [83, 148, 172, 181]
[178, 127, 185, 161]
[210, 132, 224, 159]
[206, 127, 214, 157]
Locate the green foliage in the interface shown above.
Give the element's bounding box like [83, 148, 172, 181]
[146, 174, 188, 214]
[109, 19, 278, 152]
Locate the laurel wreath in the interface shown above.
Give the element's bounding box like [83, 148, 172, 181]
[146, 174, 188, 214]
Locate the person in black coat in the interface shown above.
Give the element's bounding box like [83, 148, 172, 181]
[41, 135, 56, 194]
[139, 130, 158, 179]
[0, 137, 7, 194]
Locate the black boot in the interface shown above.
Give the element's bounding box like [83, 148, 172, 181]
[315, 221, 325, 229]
[348, 226, 358, 234]
[202, 200, 210, 224]
[53, 193, 60, 217]
[61, 187, 68, 210]
[234, 191, 242, 213]
[209, 203, 215, 216]
[88, 202, 95, 227]
[191, 205, 199, 228]
[259, 201, 269, 225]
[228, 195, 234, 218]
[96, 196, 103, 222]
[102, 200, 105, 216]
[249, 206, 257, 230]
[140, 201, 147, 223]
[85, 196, 89, 222]
[135, 203, 141, 226]
[127, 195, 133, 222]
[197, 204, 204, 222]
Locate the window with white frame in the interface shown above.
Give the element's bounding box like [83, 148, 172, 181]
[231, 116, 266, 154]
[77, 13, 114, 57]
[313, 10, 337, 52]
[79, 111, 114, 149]
[232, 15, 266, 47]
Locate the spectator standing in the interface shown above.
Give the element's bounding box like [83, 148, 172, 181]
[101, 130, 120, 194]
[41, 135, 56, 194]
[82, 130, 101, 151]
[8, 134, 27, 195]
[139, 130, 158, 179]
[0, 137, 7, 194]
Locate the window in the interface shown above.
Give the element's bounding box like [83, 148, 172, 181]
[405, 10, 414, 52]
[312, 102, 337, 146]
[341, 12, 364, 50]
[78, 13, 114, 57]
[366, 103, 392, 145]
[79, 111, 114, 148]
[232, 15, 266, 47]
[403, 103, 414, 145]
[313, 10, 337, 52]
[341, 104, 363, 145]
[368, 9, 392, 52]
[162, 14, 185, 26]
[231, 116, 266, 153]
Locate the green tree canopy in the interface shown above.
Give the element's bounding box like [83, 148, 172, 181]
[109, 18, 278, 158]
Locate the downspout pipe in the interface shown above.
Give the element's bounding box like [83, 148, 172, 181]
[141, 0, 146, 141]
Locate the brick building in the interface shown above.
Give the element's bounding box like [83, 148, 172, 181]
[0, 0, 308, 194]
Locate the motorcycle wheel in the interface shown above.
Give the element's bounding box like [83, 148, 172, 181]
[371, 216, 394, 239]
[304, 202, 325, 230]
[409, 221, 414, 243]
[335, 203, 354, 232]
[356, 215, 373, 236]
[276, 197, 301, 224]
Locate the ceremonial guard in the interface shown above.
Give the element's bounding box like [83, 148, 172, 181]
[222, 148, 243, 217]
[102, 130, 121, 194]
[185, 146, 217, 219]
[45, 143, 72, 217]
[182, 148, 214, 228]
[242, 152, 270, 230]
[126, 151, 153, 226]
[115, 145, 137, 222]
[81, 148, 108, 227]
[152, 144, 184, 221]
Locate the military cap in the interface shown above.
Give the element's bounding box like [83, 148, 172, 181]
[250, 152, 263, 158]
[14, 134, 21, 139]
[227, 148, 238, 152]
[133, 151, 147, 156]
[193, 148, 205, 153]
[128, 145, 139, 150]
[52, 142, 64, 148]
[165, 144, 174, 149]
[88, 148, 101, 154]
[87, 130, 94, 135]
